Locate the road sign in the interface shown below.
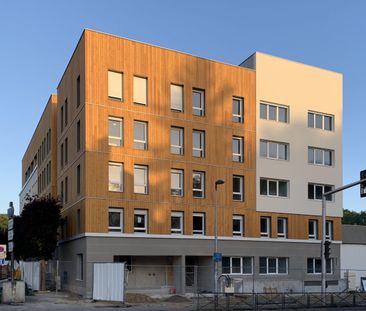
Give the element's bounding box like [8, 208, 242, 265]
[7, 202, 14, 217]
[0, 245, 6, 259]
[8, 219, 13, 231]
[213, 252, 222, 262]
[8, 230, 13, 241]
[8, 241, 13, 252]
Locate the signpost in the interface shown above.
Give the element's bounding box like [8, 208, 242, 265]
[0, 245, 6, 260]
[7, 202, 15, 290]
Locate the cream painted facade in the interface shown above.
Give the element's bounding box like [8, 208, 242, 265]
[243, 52, 343, 217]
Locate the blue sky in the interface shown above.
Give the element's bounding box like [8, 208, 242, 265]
[0, 0, 365, 214]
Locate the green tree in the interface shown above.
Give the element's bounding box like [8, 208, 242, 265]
[0, 214, 7, 245]
[14, 196, 61, 260]
[342, 209, 366, 225]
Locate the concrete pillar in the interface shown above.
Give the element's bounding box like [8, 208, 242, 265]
[181, 255, 186, 294]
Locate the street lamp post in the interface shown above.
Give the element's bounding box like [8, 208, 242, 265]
[214, 179, 224, 309]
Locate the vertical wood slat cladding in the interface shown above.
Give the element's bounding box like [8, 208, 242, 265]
[83, 30, 257, 237]
[52, 29, 341, 241]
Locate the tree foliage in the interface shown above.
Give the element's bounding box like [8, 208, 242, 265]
[14, 196, 61, 260]
[0, 214, 7, 245]
[342, 209, 366, 226]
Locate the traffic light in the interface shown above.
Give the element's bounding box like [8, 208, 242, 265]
[324, 240, 331, 259]
[361, 170, 366, 198]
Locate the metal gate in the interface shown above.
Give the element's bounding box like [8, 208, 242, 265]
[93, 263, 125, 302]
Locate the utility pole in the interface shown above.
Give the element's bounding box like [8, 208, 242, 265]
[321, 172, 366, 297]
[7, 201, 15, 301]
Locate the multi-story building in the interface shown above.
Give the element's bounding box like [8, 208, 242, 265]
[21, 29, 343, 297]
[20, 94, 58, 212]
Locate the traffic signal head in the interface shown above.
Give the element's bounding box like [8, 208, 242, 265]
[361, 170, 366, 198]
[324, 240, 331, 259]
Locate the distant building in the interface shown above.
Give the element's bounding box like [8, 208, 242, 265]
[21, 29, 343, 297]
[341, 224, 366, 291]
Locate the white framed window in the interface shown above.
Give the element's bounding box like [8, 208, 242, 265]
[308, 111, 333, 131]
[260, 102, 288, 123]
[108, 162, 123, 192]
[171, 211, 184, 234]
[222, 257, 253, 275]
[232, 136, 244, 162]
[193, 171, 205, 198]
[260, 140, 289, 160]
[192, 89, 205, 116]
[108, 208, 123, 232]
[108, 70, 123, 100]
[133, 76, 147, 105]
[259, 257, 288, 275]
[76, 253, 83, 280]
[171, 169, 184, 196]
[260, 216, 271, 237]
[307, 258, 333, 274]
[326, 220, 333, 240]
[308, 183, 334, 201]
[108, 117, 123, 146]
[308, 147, 333, 166]
[193, 213, 205, 235]
[171, 84, 184, 112]
[232, 215, 244, 237]
[277, 217, 288, 239]
[134, 121, 148, 150]
[134, 165, 148, 194]
[134, 209, 148, 233]
[232, 97, 244, 123]
[308, 220, 318, 240]
[192, 130, 205, 157]
[171, 127, 184, 155]
[233, 175, 244, 201]
[260, 178, 288, 197]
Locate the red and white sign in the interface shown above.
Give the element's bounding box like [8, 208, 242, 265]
[0, 244, 6, 259]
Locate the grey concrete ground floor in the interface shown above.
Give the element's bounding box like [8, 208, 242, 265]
[58, 235, 343, 298]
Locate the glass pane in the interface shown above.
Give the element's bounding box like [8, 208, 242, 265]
[171, 216, 181, 230]
[277, 219, 284, 234]
[324, 116, 332, 131]
[192, 90, 204, 116]
[231, 258, 241, 273]
[133, 76, 147, 105]
[315, 185, 323, 200]
[315, 259, 322, 273]
[171, 128, 183, 155]
[260, 141, 267, 157]
[308, 113, 314, 128]
[268, 258, 277, 273]
[259, 258, 267, 274]
[260, 104, 267, 119]
[193, 216, 203, 231]
[134, 167, 147, 193]
[308, 221, 314, 235]
[268, 142, 277, 158]
[260, 218, 268, 234]
[315, 114, 323, 129]
[134, 214, 145, 228]
[109, 211, 121, 227]
[109, 164, 122, 191]
[326, 259, 332, 274]
[232, 98, 242, 122]
[315, 149, 323, 165]
[278, 107, 287, 123]
[308, 184, 314, 199]
[193, 173, 202, 190]
[233, 219, 241, 233]
[109, 119, 122, 146]
[325, 185, 333, 201]
[269, 105, 277, 121]
[233, 176, 241, 193]
[308, 148, 314, 164]
[134, 122, 145, 141]
[269, 181, 277, 196]
[222, 257, 230, 274]
[278, 181, 287, 197]
[307, 258, 313, 273]
[242, 257, 252, 274]
[171, 85, 183, 111]
[278, 144, 287, 160]
[324, 150, 332, 166]
[278, 258, 287, 273]
[260, 179, 267, 195]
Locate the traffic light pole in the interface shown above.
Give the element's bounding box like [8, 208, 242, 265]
[321, 177, 366, 297]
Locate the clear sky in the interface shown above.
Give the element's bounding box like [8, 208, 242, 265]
[0, 0, 366, 214]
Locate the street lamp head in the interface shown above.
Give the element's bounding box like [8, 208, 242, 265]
[215, 179, 225, 190]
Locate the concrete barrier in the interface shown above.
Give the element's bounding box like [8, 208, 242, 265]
[1, 281, 25, 304]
